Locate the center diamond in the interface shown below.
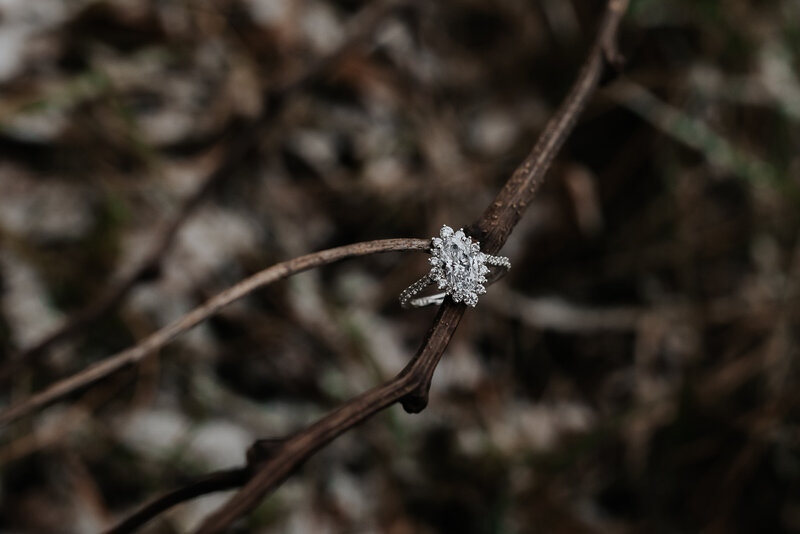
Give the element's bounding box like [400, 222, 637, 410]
[429, 225, 490, 307]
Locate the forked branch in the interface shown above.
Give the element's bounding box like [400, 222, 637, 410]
[189, 1, 631, 532]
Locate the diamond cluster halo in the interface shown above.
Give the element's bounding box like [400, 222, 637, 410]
[399, 224, 511, 309]
[430, 225, 489, 306]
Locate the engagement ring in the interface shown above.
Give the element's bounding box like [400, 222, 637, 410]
[399, 225, 511, 308]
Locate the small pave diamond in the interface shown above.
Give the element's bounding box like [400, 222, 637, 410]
[400, 224, 510, 309]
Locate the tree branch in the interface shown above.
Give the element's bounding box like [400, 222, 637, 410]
[189, 2, 631, 533]
[0, 239, 429, 427]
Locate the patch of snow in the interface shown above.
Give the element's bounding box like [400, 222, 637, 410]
[300, 1, 343, 54]
[0, 166, 97, 242]
[187, 419, 252, 470]
[0, 0, 73, 80]
[243, 0, 291, 26]
[116, 408, 190, 456]
[0, 250, 63, 348]
[468, 108, 520, 156]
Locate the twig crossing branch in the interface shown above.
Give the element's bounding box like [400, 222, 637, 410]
[0, 239, 429, 428]
[191, 1, 631, 532]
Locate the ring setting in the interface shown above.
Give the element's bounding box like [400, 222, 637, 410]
[400, 225, 511, 308]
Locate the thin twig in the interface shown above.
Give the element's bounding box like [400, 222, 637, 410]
[0, 239, 429, 427]
[105, 468, 249, 534]
[187, 2, 630, 533]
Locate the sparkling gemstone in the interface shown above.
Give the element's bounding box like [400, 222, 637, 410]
[429, 225, 489, 307]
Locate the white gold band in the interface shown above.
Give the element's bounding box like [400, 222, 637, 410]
[399, 257, 510, 308]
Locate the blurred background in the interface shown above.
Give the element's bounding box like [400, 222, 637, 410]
[0, 0, 799, 532]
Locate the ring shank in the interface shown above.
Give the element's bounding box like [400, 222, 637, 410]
[400, 259, 510, 309]
[407, 293, 447, 307]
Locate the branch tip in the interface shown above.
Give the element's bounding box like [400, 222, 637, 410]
[400, 391, 429, 414]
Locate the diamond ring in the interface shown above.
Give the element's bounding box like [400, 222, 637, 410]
[399, 225, 511, 308]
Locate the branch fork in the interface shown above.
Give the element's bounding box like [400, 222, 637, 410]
[0, 1, 631, 531]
